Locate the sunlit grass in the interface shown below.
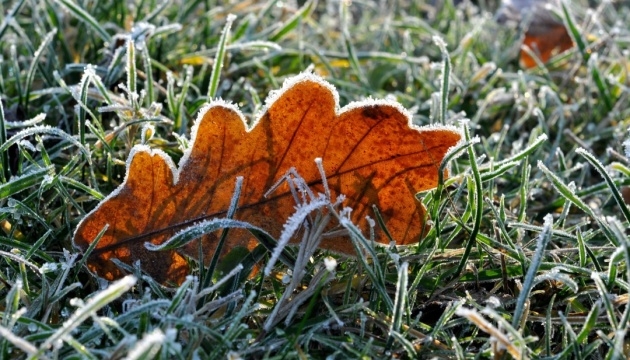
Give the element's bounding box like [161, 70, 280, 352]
[1, 0, 630, 358]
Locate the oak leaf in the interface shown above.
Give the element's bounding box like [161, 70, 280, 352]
[521, 23, 573, 68]
[73, 73, 463, 284]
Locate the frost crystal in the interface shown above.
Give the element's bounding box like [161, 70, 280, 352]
[39, 262, 59, 274]
[624, 138, 630, 158]
[324, 257, 337, 272]
[281, 274, 291, 284]
[264, 194, 329, 276]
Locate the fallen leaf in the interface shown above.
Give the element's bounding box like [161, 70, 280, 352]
[73, 72, 463, 284]
[496, 0, 574, 68]
[521, 23, 573, 68]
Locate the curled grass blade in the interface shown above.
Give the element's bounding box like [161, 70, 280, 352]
[493, 134, 547, 168]
[0, 126, 91, 163]
[538, 160, 618, 246]
[431, 136, 474, 237]
[576, 148, 630, 224]
[146, 218, 295, 269]
[0, 166, 54, 199]
[24, 29, 57, 111]
[125, 329, 165, 360]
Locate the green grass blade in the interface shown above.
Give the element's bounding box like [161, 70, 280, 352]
[576, 300, 600, 344]
[24, 29, 57, 111]
[0, 126, 91, 162]
[0, 325, 38, 359]
[0, 166, 54, 199]
[0, 0, 27, 39]
[433, 36, 450, 125]
[52, 0, 111, 42]
[591, 272, 618, 329]
[386, 262, 408, 350]
[342, 219, 393, 311]
[207, 14, 236, 100]
[538, 160, 593, 216]
[512, 213, 553, 328]
[74, 223, 108, 279]
[493, 134, 547, 168]
[339, 0, 367, 86]
[31, 276, 137, 359]
[126, 39, 138, 109]
[202, 176, 243, 288]
[141, 45, 155, 106]
[269, 0, 315, 42]
[560, 2, 613, 111]
[454, 123, 483, 277]
[576, 148, 630, 224]
[432, 137, 473, 237]
[0, 100, 8, 182]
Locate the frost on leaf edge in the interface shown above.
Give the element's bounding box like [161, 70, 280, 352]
[72, 71, 465, 254]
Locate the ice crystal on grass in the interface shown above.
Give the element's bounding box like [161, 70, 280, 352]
[6, 0, 630, 358]
[264, 193, 329, 276]
[259, 165, 343, 332]
[324, 257, 337, 272]
[38, 262, 59, 274]
[125, 329, 166, 360]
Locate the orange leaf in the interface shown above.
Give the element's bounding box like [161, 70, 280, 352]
[73, 73, 463, 284]
[520, 23, 573, 68]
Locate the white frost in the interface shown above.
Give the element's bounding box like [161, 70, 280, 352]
[324, 257, 337, 272]
[264, 194, 330, 276]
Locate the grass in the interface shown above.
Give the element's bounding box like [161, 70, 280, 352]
[1, 0, 630, 358]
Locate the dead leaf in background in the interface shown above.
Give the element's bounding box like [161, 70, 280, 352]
[521, 23, 573, 68]
[497, 0, 574, 68]
[73, 72, 463, 284]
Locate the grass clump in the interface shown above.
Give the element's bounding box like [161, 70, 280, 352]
[1, 0, 630, 358]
